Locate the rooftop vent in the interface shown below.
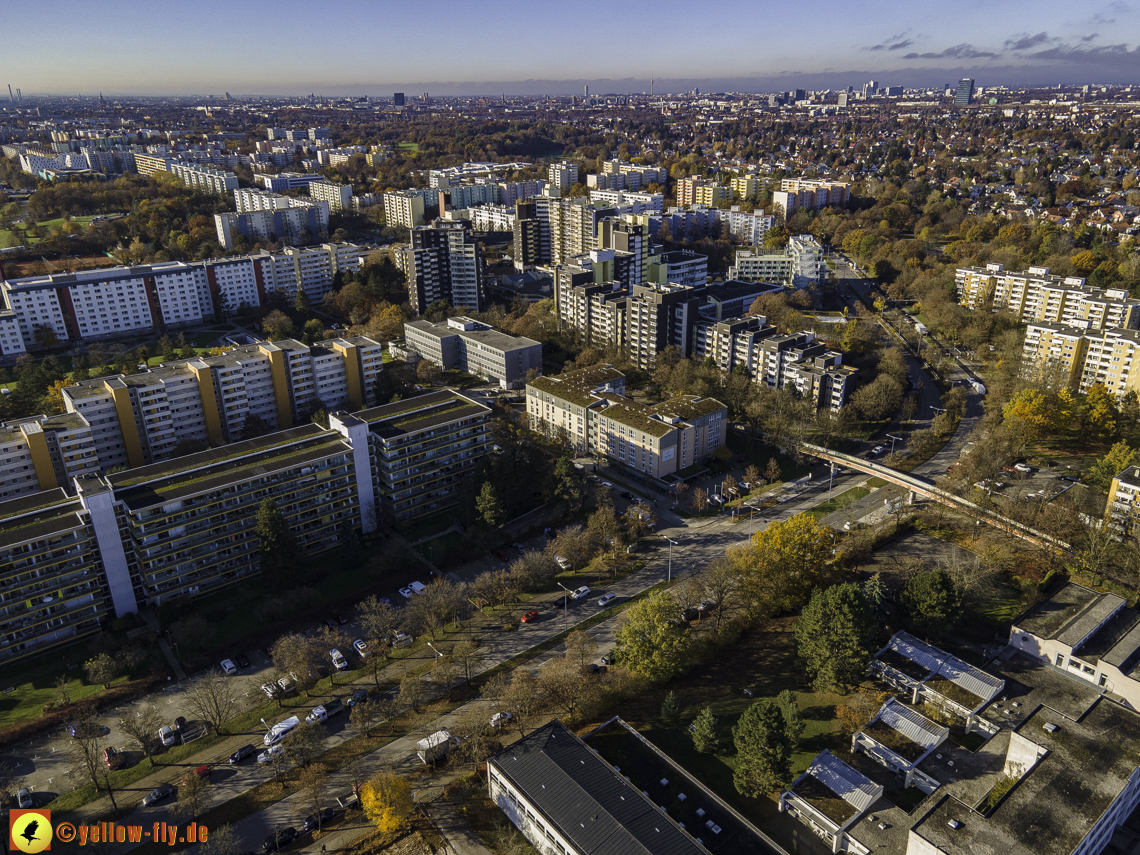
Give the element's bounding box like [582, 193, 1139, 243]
[948, 819, 962, 830]
[1043, 722, 1058, 733]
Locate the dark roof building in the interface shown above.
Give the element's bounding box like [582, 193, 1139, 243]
[487, 720, 710, 855]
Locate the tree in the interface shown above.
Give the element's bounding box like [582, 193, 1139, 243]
[186, 669, 240, 734]
[119, 705, 165, 767]
[775, 689, 804, 752]
[738, 513, 835, 619]
[692, 706, 721, 753]
[358, 594, 402, 664]
[294, 287, 313, 317]
[416, 358, 442, 386]
[548, 525, 596, 573]
[361, 771, 414, 835]
[661, 690, 681, 724]
[549, 457, 586, 508]
[302, 317, 325, 344]
[744, 464, 762, 490]
[450, 639, 484, 683]
[853, 374, 904, 421]
[257, 497, 297, 577]
[176, 772, 209, 821]
[1085, 383, 1120, 439]
[283, 722, 326, 768]
[84, 651, 118, 688]
[240, 412, 274, 440]
[538, 657, 591, 723]
[476, 481, 506, 528]
[398, 672, 426, 712]
[587, 503, 623, 555]
[614, 590, 691, 682]
[1002, 389, 1062, 441]
[503, 669, 543, 738]
[272, 633, 323, 696]
[765, 457, 782, 485]
[262, 309, 295, 340]
[1088, 441, 1139, 491]
[898, 569, 961, 642]
[297, 763, 331, 831]
[66, 711, 118, 810]
[835, 691, 892, 735]
[722, 474, 739, 500]
[795, 583, 877, 692]
[197, 824, 245, 855]
[690, 487, 711, 516]
[32, 323, 60, 348]
[733, 699, 792, 797]
[350, 699, 382, 737]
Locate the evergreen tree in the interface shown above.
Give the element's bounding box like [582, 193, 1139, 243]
[257, 498, 297, 576]
[898, 569, 961, 642]
[661, 691, 681, 724]
[339, 519, 362, 570]
[775, 689, 804, 752]
[794, 583, 876, 692]
[691, 706, 721, 754]
[732, 699, 791, 797]
[295, 287, 313, 317]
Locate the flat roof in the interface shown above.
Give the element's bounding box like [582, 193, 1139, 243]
[356, 390, 488, 439]
[490, 720, 709, 855]
[1014, 582, 1116, 641]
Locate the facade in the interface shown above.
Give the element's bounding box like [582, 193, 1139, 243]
[676, 177, 731, 208]
[725, 207, 775, 244]
[353, 391, 491, 522]
[257, 172, 325, 192]
[547, 161, 578, 193]
[403, 317, 542, 390]
[1106, 465, 1140, 538]
[307, 181, 353, 213]
[216, 191, 330, 249]
[646, 250, 708, 289]
[488, 720, 709, 855]
[729, 235, 826, 287]
[527, 365, 727, 479]
[383, 190, 427, 229]
[773, 179, 850, 214]
[53, 336, 383, 471]
[955, 77, 975, 105]
[1022, 324, 1140, 399]
[956, 264, 1139, 330]
[168, 163, 238, 194]
[587, 189, 664, 214]
[403, 221, 485, 314]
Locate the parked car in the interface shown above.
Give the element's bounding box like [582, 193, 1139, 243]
[347, 689, 369, 708]
[390, 630, 412, 648]
[521, 610, 540, 623]
[15, 788, 31, 809]
[278, 674, 295, 693]
[399, 586, 414, 599]
[261, 683, 280, 699]
[620, 491, 633, 500]
[408, 581, 427, 595]
[303, 808, 339, 833]
[220, 659, 238, 676]
[142, 783, 174, 807]
[228, 744, 257, 764]
[103, 746, 122, 769]
[492, 549, 509, 562]
[336, 614, 349, 625]
[183, 764, 210, 783]
[597, 593, 617, 607]
[600, 481, 614, 488]
[258, 745, 285, 764]
[262, 827, 297, 852]
[324, 617, 338, 630]
[353, 638, 368, 657]
[698, 600, 717, 613]
[236, 653, 251, 669]
[554, 556, 571, 571]
[490, 711, 513, 728]
[158, 725, 176, 747]
[1014, 463, 1033, 473]
[570, 586, 591, 600]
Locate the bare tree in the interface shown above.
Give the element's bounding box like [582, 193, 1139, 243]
[273, 634, 323, 696]
[315, 625, 350, 686]
[0, 761, 24, 807]
[503, 670, 543, 738]
[296, 763, 331, 831]
[699, 558, 745, 632]
[357, 594, 403, 656]
[197, 824, 245, 855]
[398, 672, 426, 712]
[538, 658, 590, 724]
[690, 488, 711, 516]
[350, 700, 382, 737]
[186, 670, 239, 735]
[454, 705, 499, 771]
[565, 630, 597, 673]
[119, 705, 165, 767]
[449, 639, 484, 684]
[283, 722, 326, 769]
[175, 773, 209, 821]
[66, 711, 117, 810]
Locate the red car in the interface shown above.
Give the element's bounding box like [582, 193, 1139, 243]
[103, 746, 122, 770]
[521, 610, 540, 623]
[492, 550, 509, 563]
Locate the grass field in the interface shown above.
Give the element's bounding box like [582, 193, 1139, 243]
[1, 215, 100, 248]
[804, 486, 871, 520]
[0, 652, 130, 730]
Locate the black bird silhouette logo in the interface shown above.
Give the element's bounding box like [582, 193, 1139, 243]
[18, 818, 40, 844]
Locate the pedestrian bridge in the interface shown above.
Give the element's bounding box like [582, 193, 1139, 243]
[801, 444, 1070, 553]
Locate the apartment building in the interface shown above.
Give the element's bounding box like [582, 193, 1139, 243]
[307, 180, 353, 213]
[168, 162, 238, 194]
[257, 172, 325, 192]
[725, 207, 775, 245]
[597, 217, 648, 284]
[1022, 324, 1140, 399]
[956, 264, 1140, 330]
[383, 189, 427, 229]
[676, 177, 731, 208]
[731, 175, 760, 199]
[729, 235, 826, 287]
[403, 317, 542, 390]
[216, 200, 330, 249]
[646, 250, 708, 288]
[548, 161, 579, 193]
[440, 183, 499, 211]
[1, 246, 368, 350]
[451, 204, 515, 233]
[587, 189, 664, 214]
[772, 179, 850, 215]
[48, 336, 383, 472]
[403, 220, 485, 314]
[548, 198, 617, 265]
[1106, 466, 1140, 538]
[512, 200, 541, 270]
[353, 391, 492, 522]
[526, 365, 727, 480]
[600, 159, 666, 189]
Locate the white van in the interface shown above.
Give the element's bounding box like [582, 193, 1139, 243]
[408, 581, 427, 596]
[264, 715, 301, 746]
[329, 649, 348, 671]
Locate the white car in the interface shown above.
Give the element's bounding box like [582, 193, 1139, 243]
[399, 586, 414, 599]
[408, 581, 427, 595]
[555, 556, 571, 571]
[278, 675, 295, 693]
[597, 592, 617, 607]
[1013, 463, 1032, 473]
[260, 683, 279, 698]
[329, 648, 348, 671]
[601, 481, 614, 488]
[257, 744, 284, 764]
[220, 658, 238, 675]
[353, 638, 368, 657]
[490, 711, 513, 728]
[570, 586, 591, 600]
[158, 725, 176, 747]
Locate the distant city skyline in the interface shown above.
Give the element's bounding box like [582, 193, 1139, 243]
[5, 0, 1140, 96]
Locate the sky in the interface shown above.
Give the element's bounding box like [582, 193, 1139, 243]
[5, 0, 1140, 96]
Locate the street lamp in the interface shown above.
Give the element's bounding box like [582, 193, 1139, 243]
[425, 641, 444, 662]
[665, 537, 679, 583]
[828, 461, 838, 500]
[556, 581, 572, 625]
[885, 433, 903, 457]
[743, 503, 762, 542]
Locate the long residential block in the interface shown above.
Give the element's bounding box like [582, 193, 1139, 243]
[403, 317, 541, 390]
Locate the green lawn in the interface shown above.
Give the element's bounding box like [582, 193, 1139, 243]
[0, 650, 130, 730]
[804, 486, 872, 520]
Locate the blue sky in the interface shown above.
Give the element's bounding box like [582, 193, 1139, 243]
[5, 0, 1140, 95]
